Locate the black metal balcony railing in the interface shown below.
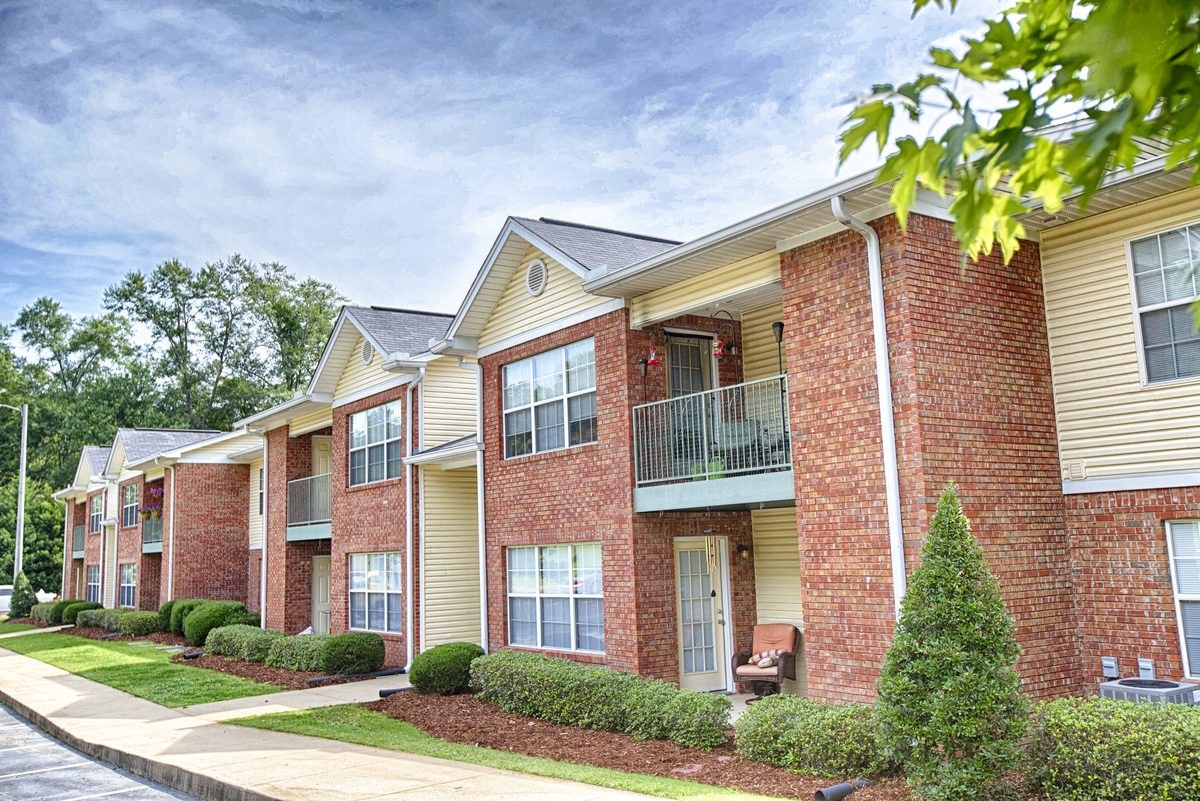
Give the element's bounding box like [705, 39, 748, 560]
[632, 374, 792, 487]
[72, 525, 84, 554]
[142, 515, 163, 546]
[288, 473, 332, 527]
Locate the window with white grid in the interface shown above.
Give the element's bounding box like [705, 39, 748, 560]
[348, 552, 402, 633]
[506, 543, 603, 652]
[86, 565, 100, 603]
[348, 401, 402, 486]
[89, 495, 103, 533]
[119, 563, 136, 608]
[1129, 225, 1200, 383]
[121, 484, 139, 528]
[502, 339, 596, 458]
[1168, 520, 1200, 678]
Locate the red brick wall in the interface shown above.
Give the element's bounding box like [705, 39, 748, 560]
[170, 462, 250, 602]
[247, 550, 262, 613]
[481, 309, 756, 682]
[116, 475, 145, 608]
[83, 490, 103, 597]
[780, 212, 1078, 702]
[139, 553, 161, 611]
[330, 386, 412, 666]
[1067, 487, 1200, 685]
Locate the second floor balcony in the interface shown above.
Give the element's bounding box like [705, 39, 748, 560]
[633, 374, 795, 512]
[287, 472, 332, 541]
[72, 525, 84, 558]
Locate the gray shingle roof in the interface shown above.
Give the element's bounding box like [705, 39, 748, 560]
[117, 428, 222, 465]
[345, 307, 453, 356]
[82, 446, 111, 477]
[513, 217, 680, 275]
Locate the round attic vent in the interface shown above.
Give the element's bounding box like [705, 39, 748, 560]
[526, 259, 547, 297]
[361, 340, 374, 364]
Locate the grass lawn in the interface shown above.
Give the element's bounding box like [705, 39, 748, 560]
[0, 618, 36, 634]
[232, 704, 782, 801]
[0, 633, 282, 707]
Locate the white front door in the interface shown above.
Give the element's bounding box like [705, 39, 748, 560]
[312, 555, 331, 634]
[675, 537, 731, 692]
[312, 436, 332, 476]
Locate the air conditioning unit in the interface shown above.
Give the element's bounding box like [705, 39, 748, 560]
[1099, 678, 1198, 705]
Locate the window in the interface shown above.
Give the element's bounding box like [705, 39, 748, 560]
[503, 339, 596, 458]
[506, 543, 603, 652]
[1168, 520, 1200, 678]
[89, 495, 103, 533]
[348, 552, 402, 633]
[348, 401, 402, 486]
[258, 468, 265, 516]
[121, 484, 139, 528]
[119, 564, 136, 608]
[86, 566, 100, 603]
[1130, 225, 1200, 383]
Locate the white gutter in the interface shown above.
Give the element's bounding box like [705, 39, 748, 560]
[405, 366, 426, 668]
[458, 357, 488, 651]
[830, 196, 907, 617]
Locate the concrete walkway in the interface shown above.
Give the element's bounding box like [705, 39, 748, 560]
[0, 648, 657, 801]
[0, 624, 69, 639]
[184, 675, 412, 722]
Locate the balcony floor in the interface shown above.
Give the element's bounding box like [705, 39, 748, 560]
[634, 469, 795, 512]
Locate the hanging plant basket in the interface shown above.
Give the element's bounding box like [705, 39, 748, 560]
[140, 509, 152, 521]
[150, 509, 162, 519]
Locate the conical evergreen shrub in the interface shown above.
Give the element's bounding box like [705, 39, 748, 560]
[877, 484, 1027, 801]
[8, 572, 36, 619]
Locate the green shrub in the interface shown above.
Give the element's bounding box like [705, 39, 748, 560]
[182, 601, 247, 646]
[49, 599, 80, 624]
[62, 601, 102, 624]
[877, 485, 1027, 801]
[157, 600, 177, 632]
[320, 632, 386, 675]
[29, 602, 56, 623]
[735, 695, 891, 778]
[265, 634, 330, 672]
[207, 624, 284, 662]
[117, 611, 161, 636]
[9, 572, 36, 619]
[409, 642, 484, 694]
[1030, 697, 1200, 801]
[471, 650, 731, 750]
[226, 610, 260, 628]
[94, 608, 121, 631]
[76, 608, 104, 628]
[169, 599, 206, 635]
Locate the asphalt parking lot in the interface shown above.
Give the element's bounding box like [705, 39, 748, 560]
[0, 705, 195, 801]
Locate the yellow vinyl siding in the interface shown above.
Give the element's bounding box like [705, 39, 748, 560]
[741, 302, 787, 381]
[334, 334, 396, 401]
[477, 246, 610, 351]
[248, 457, 264, 549]
[630, 250, 780, 328]
[177, 433, 258, 462]
[750, 507, 805, 695]
[1042, 185, 1200, 479]
[421, 465, 481, 647]
[421, 356, 478, 448]
[289, 406, 333, 435]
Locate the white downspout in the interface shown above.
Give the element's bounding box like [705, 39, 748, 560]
[458, 356, 488, 652]
[259, 431, 269, 628]
[830, 196, 907, 617]
[157, 459, 177, 601]
[405, 367, 426, 668]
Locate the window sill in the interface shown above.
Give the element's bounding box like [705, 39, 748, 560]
[347, 627, 404, 638]
[501, 441, 599, 466]
[1140, 373, 1200, 390]
[346, 476, 404, 493]
[507, 643, 606, 658]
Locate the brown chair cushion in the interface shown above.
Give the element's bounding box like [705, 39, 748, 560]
[750, 623, 797, 655]
[736, 663, 783, 678]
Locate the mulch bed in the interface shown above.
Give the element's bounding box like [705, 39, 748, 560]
[67, 626, 189, 647]
[366, 692, 912, 801]
[170, 652, 336, 690]
[4, 617, 54, 627]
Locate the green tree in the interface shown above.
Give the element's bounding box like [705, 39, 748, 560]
[876, 485, 1026, 801]
[839, 0, 1200, 276]
[249, 263, 344, 394]
[0, 479, 62, 595]
[8, 572, 35, 618]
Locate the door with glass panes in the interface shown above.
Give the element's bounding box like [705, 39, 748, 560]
[674, 537, 730, 692]
[666, 335, 714, 476]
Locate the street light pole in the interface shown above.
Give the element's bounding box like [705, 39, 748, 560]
[1, 403, 28, 582]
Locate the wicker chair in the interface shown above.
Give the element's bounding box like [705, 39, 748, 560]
[731, 623, 801, 700]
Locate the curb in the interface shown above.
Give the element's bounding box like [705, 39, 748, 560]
[0, 687, 277, 801]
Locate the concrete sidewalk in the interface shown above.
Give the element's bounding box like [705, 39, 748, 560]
[185, 674, 412, 722]
[0, 624, 69, 639]
[0, 648, 656, 801]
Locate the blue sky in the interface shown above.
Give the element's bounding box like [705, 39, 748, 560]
[0, 0, 1003, 324]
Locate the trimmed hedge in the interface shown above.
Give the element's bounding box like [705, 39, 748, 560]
[734, 694, 891, 778]
[157, 600, 177, 633]
[49, 599, 81, 624]
[169, 599, 206, 635]
[321, 632, 386, 675]
[118, 611, 161, 637]
[77, 608, 121, 630]
[470, 650, 730, 750]
[207, 625, 284, 662]
[1030, 697, 1200, 800]
[226, 611, 260, 628]
[182, 601, 247, 646]
[265, 634, 330, 672]
[410, 642, 485, 694]
[62, 601, 102, 624]
[29, 602, 56, 623]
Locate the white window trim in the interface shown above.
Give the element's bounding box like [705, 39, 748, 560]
[348, 400, 403, 487]
[1125, 226, 1200, 388]
[347, 551, 403, 634]
[86, 565, 100, 603]
[502, 339, 597, 459]
[121, 484, 139, 528]
[1166, 519, 1200, 680]
[506, 543, 604, 654]
[89, 495, 103, 533]
[118, 563, 136, 608]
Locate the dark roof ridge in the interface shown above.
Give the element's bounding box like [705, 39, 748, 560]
[351, 305, 454, 318]
[123, 427, 221, 434]
[526, 216, 682, 245]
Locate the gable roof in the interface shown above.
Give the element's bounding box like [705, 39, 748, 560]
[344, 306, 453, 357]
[82, 446, 111, 477]
[446, 216, 678, 346]
[110, 428, 222, 471]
